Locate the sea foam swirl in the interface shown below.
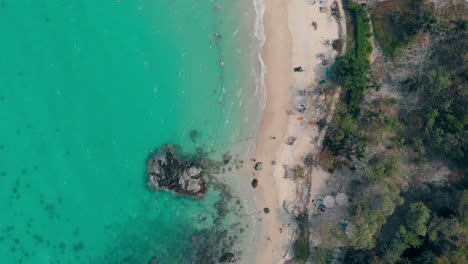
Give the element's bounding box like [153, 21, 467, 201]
[253, 0, 266, 109]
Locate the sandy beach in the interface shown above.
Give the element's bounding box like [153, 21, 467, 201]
[253, 0, 346, 262]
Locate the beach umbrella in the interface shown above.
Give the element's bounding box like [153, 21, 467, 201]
[326, 68, 331, 78]
[336, 193, 349, 206]
[323, 195, 336, 208]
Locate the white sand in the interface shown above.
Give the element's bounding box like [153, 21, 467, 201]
[254, 0, 346, 262]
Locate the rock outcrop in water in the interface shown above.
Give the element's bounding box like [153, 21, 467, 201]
[147, 145, 207, 198]
[218, 252, 235, 263]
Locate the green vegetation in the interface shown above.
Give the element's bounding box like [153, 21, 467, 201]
[322, 1, 467, 262]
[331, 2, 372, 116]
[394, 136, 405, 149]
[317, 150, 336, 172]
[376, 202, 431, 263]
[293, 165, 306, 179]
[352, 2, 373, 58]
[401, 22, 468, 162]
[372, 0, 436, 56]
[345, 186, 467, 264]
[412, 138, 426, 164]
[294, 228, 309, 264]
[332, 39, 343, 53]
[350, 182, 404, 249]
[325, 105, 368, 157]
[420, 68, 467, 160]
[309, 248, 334, 264]
[406, 202, 431, 236]
[366, 153, 404, 182]
[326, 2, 372, 156]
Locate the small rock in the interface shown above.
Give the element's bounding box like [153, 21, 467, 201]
[251, 179, 258, 188]
[148, 256, 158, 264]
[254, 162, 263, 171]
[223, 154, 232, 165]
[218, 252, 235, 263]
[263, 208, 270, 214]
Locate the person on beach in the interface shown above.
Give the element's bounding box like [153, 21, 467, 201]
[293, 66, 305, 72]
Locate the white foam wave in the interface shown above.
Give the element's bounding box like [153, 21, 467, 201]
[253, 0, 267, 110]
[256, 52, 266, 110]
[253, 0, 266, 46]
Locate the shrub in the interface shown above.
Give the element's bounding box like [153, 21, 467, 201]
[294, 232, 309, 263]
[293, 165, 306, 179]
[366, 153, 403, 182]
[332, 39, 343, 52]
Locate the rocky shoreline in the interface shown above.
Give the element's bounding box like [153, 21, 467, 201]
[147, 145, 208, 198]
[145, 145, 256, 263]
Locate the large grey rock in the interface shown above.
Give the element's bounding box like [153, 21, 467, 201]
[148, 256, 158, 264]
[187, 166, 202, 178]
[148, 145, 207, 198]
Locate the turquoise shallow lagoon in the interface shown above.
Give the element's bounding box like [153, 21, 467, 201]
[0, 1, 259, 263]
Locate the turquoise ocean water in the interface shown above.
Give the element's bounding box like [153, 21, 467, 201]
[0, 1, 262, 263]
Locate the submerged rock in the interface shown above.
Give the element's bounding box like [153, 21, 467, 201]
[147, 145, 207, 198]
[222, 153, 232, 165]
[218, 252, 235, 263]
[148, 256, 158, 264]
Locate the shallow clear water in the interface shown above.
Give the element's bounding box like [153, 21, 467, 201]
[0, 0, 257, 263]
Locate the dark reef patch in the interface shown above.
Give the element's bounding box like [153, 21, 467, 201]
[189, 129, 200, 143]
[72, 242, 84, 252]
